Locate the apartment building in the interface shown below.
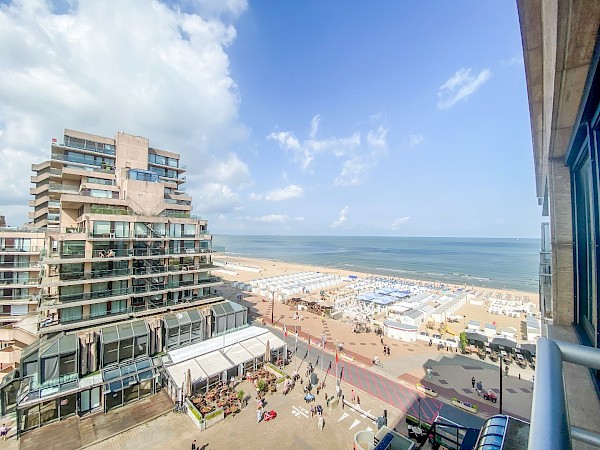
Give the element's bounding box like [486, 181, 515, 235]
[0, 130, 285, 435]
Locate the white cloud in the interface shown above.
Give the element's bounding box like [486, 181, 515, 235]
[437, 68, 491, 109]
[390, 216, 411, 230]
[194, 182, 241, 214]
[0, 0, 247, 225]
[409, 134, 424, 147]
[269, 115, 387, 186]
[248, 192, 263, 201]
[265, 184, 304, 201]
[294, 216, 304, 222]
[245, 214, 290, 223]
[331, 206, 349, 228]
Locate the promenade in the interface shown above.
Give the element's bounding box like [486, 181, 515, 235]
[8, 282, 534, 450]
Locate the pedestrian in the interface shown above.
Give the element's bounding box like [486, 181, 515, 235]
[256, 407, 262, 423]
[318, 415, 324, 431]
[191, 440, 197, 450]
[351, 389, 355, 402]
[504, 365, 509, 377]
[429, 339, 433, 347]
[316, 386, 320, 396]
[381, 336, 384, 344]
[426, 367, 433, 380]
[0, 424, 7, 441]
[471, 376, 476, 389]
[356, 395, 360, 406]
[342, 394, 345, 409]
[476, 380, 483, 396]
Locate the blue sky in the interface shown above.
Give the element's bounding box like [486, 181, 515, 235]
[0, 1, 539, 237]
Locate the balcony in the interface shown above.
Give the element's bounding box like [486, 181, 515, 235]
[39, 308, 130, 333]
[57, 138, 116, 155]
[41, 286, 132, 305]
[0, 246, 41, 254]
[528, 337, 600, 449]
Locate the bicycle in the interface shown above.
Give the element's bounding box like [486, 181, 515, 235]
[173, 401, 187, 413]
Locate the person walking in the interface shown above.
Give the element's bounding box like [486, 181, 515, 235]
[351, 389, 355, 402]
[191, 440, 197, 450]
[471, 376, 476, 389]
[504, 365, 509, 377]
[356, 395, 361, 407]
[476, 380, 483, 396]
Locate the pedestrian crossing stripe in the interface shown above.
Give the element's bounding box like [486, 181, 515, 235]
[349, 419, 361, 430]
[338, 412, 349, 422]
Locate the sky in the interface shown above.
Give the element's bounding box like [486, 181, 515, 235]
[0, 0, 540, 238]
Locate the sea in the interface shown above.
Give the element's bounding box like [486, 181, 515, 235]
[212, 236, 541, 294]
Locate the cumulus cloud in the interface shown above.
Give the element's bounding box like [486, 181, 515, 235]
[390, 216, 411, 230]
[409, 134, 425, 147]
[265, 184, 304, 201]
[294, 216, 304, 222]
[0, 0, 248, 225]
[331, 206, 349, 228]
[269, 115, 387, 186]
[248, 192, 263, 201]
[437, 68, 491, 109]
[194, 182, 241, 214]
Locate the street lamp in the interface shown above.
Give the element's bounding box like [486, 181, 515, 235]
[271, 291, 275, 325]
[417, 397, 421, 429]
[499, 354, 503, 414]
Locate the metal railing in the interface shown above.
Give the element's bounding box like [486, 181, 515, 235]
[529, 337, 600, 449]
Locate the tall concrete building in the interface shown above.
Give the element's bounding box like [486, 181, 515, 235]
[0, 130, 285, 435]
[490, 2, 600, 448]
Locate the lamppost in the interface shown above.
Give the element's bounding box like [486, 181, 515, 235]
[271, 290, 275, 325]
[417, 397, 421, 429]
[499, 354, 503, 414]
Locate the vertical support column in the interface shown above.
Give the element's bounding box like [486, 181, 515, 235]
[549, 158, 574, 325]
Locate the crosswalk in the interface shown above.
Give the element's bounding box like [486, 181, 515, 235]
[293, 403, 377, 432]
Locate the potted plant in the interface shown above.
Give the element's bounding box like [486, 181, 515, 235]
[237, 389, 245, 407]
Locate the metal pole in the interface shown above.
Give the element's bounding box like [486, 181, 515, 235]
[321, 333, 324, 374]
[418, 397, 421, 429]
[271, 291, 274, 325]
[527, 338, 572, 450]
[308, 329, 310, 361]
[499, 355, 503, 414]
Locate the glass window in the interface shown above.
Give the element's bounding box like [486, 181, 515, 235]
[103, 341, 118, 366]
[59, 353, 76, 376]
[114, 221, 129, 238]
[59, 393, 76, 417]
[119, 338, 134, 363]
[39, 399, 58, 425]
[91, 303, 108, 320]
[41, 356, 59, 382]
[134, 335, 148, 358]
[573, 153, 596, 336]
[60, 306, 82, 324]
[105, 391, 122, 411]
[22, 404, 40, 431]
[139, 380, 152, 397]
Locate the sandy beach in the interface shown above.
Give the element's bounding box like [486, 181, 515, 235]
[214, 254, 538, 342]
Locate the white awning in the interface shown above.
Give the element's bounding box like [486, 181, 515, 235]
[194, 351, 233, 378]
[222, 343, 254, 366]
[165, 359, 207, 387]
[255, 332, 285, 350]
[239, 338, 267, 358]
[168, 325, 269, 364]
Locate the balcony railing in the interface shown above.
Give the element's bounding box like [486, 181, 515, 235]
[0, 246, 41, 252]
[59, 268, 131, 281]
[529, 338, 600, 449]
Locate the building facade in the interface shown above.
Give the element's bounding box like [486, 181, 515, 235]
[517, 0, 600, 446]
[0, 130, 281, 435]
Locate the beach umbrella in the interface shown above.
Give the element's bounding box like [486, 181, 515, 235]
[186, 368, 193, 397]
[265, 340, 271, 363]
[490, 337, 517, 353]
[465, 332, 488, 347]
[519, 343, 537, 360]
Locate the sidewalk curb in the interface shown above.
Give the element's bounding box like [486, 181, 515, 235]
[78, 409, 172, 449]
